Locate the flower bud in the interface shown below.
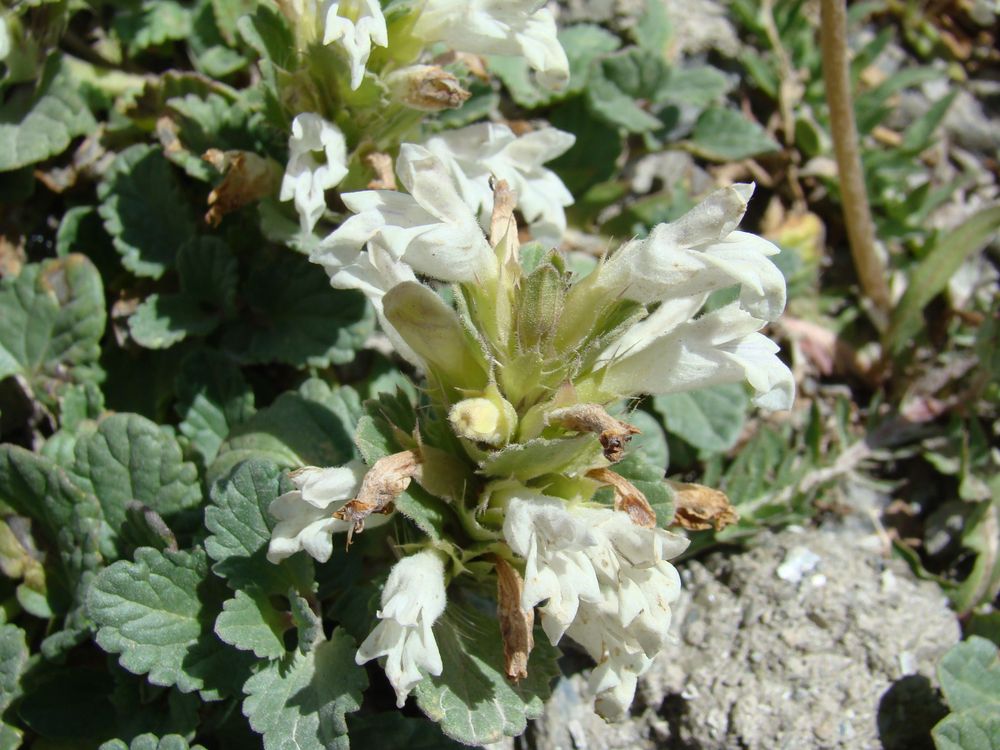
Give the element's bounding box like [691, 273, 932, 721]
[449, 384, 517, 446]
[387, 65, 471, 111]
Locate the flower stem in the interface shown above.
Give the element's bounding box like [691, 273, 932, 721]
[819, 0, 892, 331]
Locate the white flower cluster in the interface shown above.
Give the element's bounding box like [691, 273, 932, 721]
[594, 184, 793, 410]
[504, 495, 688, 717]
[267, 466, 445, 707]
[309, 137, 574, 367]
[278, 2, 574, 239]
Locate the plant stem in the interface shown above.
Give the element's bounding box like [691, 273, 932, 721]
[819, 0, 892, 331]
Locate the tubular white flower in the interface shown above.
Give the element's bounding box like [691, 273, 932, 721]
[600, 301, 795, 410]
[279, 113, 348, 233]
[267, 462, 386, 563]
[423, 123, 575, 244]
[356, 550, 448, 707]
[323, 0, 388, 90]
[504, 496, 687, 717]
[503, 494, 603, 644]
[313, 144, 496, 283]
[414, 0, 569, 90]
[600, 184, 787, 321]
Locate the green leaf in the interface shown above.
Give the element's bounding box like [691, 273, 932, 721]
[17, 666, 116, 742]
[0, 624, 29, 712]
[175, 349, 255, 465]
[108, 670, 201, 744]
[658, 66, 730, 109]
[0, 724, 22, 750]
[204, 459, 313, 595]
[211, 380, 360, 483]
[631, 0, 671, 52]
[0, 61, 96, 171]
[653, 384, 749, 456]
[176, 236, 239, 311]
[113, 1, 193, 55]
[689, 107, 781, 161]
[415, 602, 560, 746]
[222, 250, 373, 367]
[98, 144, 197, 279]
[242, 629, 367, 750]
[887, 205, 1000, 354]
[0, 444, 105, 606]
[0, 255, 105, 396]
[482, 436, 599, 481]
[585, 50, 667, 132]
[938, 636, 1000, 715]
[129, 293, 220, 349]
[215, 589, 287, 659]
[101, 735, 208, 750]
[621, 408, 668, 471]
[549, 97, 624, 195]
[560, 24, 622, 95]
[70, 413, 202, 536]
[933, 707, 1000, 750]
[953, 496, 1000, 615]
[89, 546, 252, 699]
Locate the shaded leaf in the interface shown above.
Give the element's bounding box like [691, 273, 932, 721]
[98, 144, 197, 279]
[415, 602, 560, 746]
[887, 205, 1000, 354]
[0, 60, 96, 171]
[175, 349, 255, 465]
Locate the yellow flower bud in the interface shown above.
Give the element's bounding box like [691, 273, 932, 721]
[448, 384, 517, 446]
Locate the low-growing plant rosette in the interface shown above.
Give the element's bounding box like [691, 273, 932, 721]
[265, 142, 794, 735]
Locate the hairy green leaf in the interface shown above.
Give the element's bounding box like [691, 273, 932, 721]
[0, 61, 96, 171]
[242, 629, 367, 750]
[89, 547, 252, 699]
[415, 602, 560, 746]
[101, 734, 207, 750]
[690, 107, 780, 161]
[938, 636, 1000, 715]
[653, 384, 749, 456]
[0, 255, 105, 398]
[215, 589, 286, 659]
[204, 459, 313, 595]
[175, 349, 255, 465]
[98, 144, 197, 279]
[210, 380, 360, 483]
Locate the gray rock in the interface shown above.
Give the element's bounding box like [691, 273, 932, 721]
[527, 526, 959, 750]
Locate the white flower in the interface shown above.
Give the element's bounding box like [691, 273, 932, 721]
[267, 462, 372, 563]
[279, 113, 348, 233]
[323, 0, 388, 90]
[600, 184, 787, 321]
[413, 0, 569, 90]
[599, 300, 796, 410]
[423, 122, 575, 244]
[503, 496, 687, 718]
[356, 550, 448, 707]
[313, 143, 497, 283]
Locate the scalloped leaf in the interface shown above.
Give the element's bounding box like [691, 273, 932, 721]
[653, 384, 749, 456]
[221, 250, 373, 368]
[210, 380, 360, 484]
[204, 459, 313, 595]
[0, 61, 96, 171]
[0, 254, 106, 402]
[242, 628, 367, 750]
[415, 602, 560, 746]
[98, 144, 197, 279]
[88, 547, 253, 699]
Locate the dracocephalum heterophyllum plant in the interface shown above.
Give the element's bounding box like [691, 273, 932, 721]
[266, 141, 795, 729]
